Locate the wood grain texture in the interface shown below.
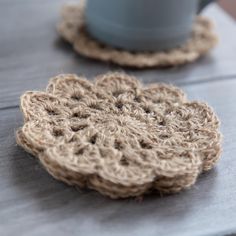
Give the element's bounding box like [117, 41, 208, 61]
[0, 1, 236, 236]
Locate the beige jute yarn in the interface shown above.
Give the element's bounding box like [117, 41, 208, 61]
[57, 3, 218, 68]
[16, 73, 222, 199]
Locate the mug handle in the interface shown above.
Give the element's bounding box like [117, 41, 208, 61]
[198, 0, 216, 13]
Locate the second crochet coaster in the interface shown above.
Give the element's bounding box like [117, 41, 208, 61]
[16, 73, 222, 199]
[58, 4, 218, 68]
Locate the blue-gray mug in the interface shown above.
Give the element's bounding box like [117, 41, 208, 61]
[85, 0, 215, 51]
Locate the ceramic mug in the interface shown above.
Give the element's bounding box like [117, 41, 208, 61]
[85, 0, 215, 51]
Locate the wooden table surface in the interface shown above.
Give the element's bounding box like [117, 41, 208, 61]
[1, 1, 236, 236]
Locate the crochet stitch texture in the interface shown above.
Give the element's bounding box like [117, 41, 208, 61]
[16, 73, 222, 198]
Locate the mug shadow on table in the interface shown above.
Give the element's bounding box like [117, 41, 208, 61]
[9, 139, 219, 228]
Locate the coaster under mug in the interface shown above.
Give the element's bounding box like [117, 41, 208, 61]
[58, 3, 218, 68]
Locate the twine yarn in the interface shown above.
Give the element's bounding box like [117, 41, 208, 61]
[16, 73, 222, 198]
[57, 3, 218, 68]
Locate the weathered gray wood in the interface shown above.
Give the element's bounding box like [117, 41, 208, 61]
[0, 2, 236, 109]
[1, 79, 236, 236]
[1, 1, 236, 235]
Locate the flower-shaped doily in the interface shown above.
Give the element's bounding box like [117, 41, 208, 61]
[57, 3, 218, 68]
[16, 73, 222, 198]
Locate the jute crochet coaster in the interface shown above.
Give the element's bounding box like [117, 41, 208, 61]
[16, 73, 221, 198]
[57, 4, 218, 68]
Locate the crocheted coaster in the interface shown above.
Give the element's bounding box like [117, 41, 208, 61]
[16, 73, 222, 199]
[57, 4, 218, 68]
